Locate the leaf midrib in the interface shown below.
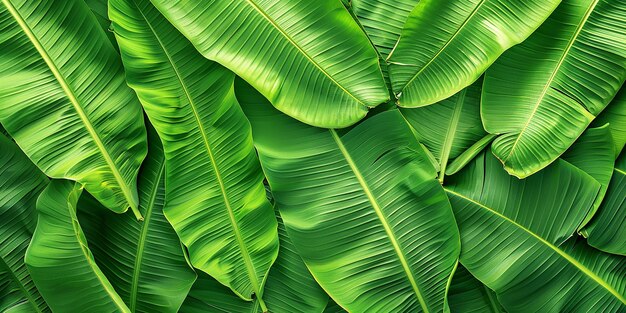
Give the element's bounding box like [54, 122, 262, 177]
[1, 0, 137, 215]
[0, 257, 43, 313]
[502, 0, 599, 163]
[329, 129, 430, 313]
[439, 88, 467, 182]
[445, 189, 626, 304]
[132, 3, 262, 300]
[243, 0, 368, 108]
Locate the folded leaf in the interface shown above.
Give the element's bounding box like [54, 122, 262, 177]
[448, 265, 504, 313]
[109, 0, 278, 303]
[150, 0, 389, 128]
[401, 78, 490, 182]
[388, 0, 560, 107]
[0, 134, 49, 313]
[582, 151, 626, 255]
[77, 125, 197, 313]
[25, 180, 130, 312]
[483, 0, 626, 178]
[0, 0, 147, 216]
[446, 151, 626, 312]
[239, 80, 460, 312]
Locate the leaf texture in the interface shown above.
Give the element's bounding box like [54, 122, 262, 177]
[388, 0, 560, 107]
[0, 0, 147, 216]
[25, 180, 130, 313]
[0, 134, 49, 313]
[482, 0, 626, 177]
[448, 265, 504, 313]
[239, 80, 460, 312]
[592, 84, 626, 156]
[109, 0, 278, 302]
[150, 0, 389, 128]
[77, 125, 197, 313]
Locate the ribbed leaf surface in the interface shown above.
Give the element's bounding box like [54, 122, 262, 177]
[401, 78, 491, 181]
[25, 180, 130, 312]
[77, 126, 197, 313]
[110, 0, 278, 302]
[351, 0, 419, 58]
[388, 0, 560, 107]
[446, 151, 626, 312]
[239, 81, 460, 312]
[0, 134, 49, 313]
[582, 152, 626, 255]
[0, 0, 147, 215]
[448, 265, 504, 313]
[592, 85, 626, 156]
[150, 0, 389, 128]
[483, 0, 626, 177]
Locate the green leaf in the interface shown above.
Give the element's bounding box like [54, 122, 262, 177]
[351, 0, 419, 58]
[25, 180, 130, 312]
[149, 0, 389, 128]
[180, 211, 328, 313]
[482, 0, 626, 178]
[323, 300, 347, 313]
[77, 125, 197, 313]
[387, 0, 560, 107]
[400, 78, 490, 182]
[0, 134, 49, 313]
[560, 125, 615, 230]
[592, 84, 626, 157]
[448, 265, 504, 313]
[83, 0, 118, 49]
[239, 80, 460, 312]
[109, 0, 278, 303]
[0, 0, 147, 216]
[582, 151, 626, 255]
[445, 151, 626, 312]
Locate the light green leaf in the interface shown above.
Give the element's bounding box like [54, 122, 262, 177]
[448, 265, 504, 313]
[0, 0, 147, 216]
[446, 151, 626, 312]
[25, 180, 130, 313]
[239, 80, 460, 312]
[388, 0, 560, 107]
[180, 211, 328, 313]
[351, 0, 420, 58]
[482, 0, 626, 178]
[560, 125, 615, 230]
[582, 151, 626, 255]
[149, 0, 389, 128]
[77, 125, 197, 313]
[400, 78, 489, 182]
[0, 134, 49, 313]
[83, 0, 118, 49]
[109, 0, 278, 303]
[592, 84, 626, 157]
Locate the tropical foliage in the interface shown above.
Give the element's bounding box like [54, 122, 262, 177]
[0, 0, 625, 312]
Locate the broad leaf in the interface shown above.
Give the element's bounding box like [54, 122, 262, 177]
[387, 0, 560, 107]
[77, 125, 197, 313]
[351, 0, 419, 58]
[180, 211, 328, 313]
[448, 265, 504, 313]
[84, 0, 118, 49]
[0, 134, 49, 313]
[592, 84, 626, 156]
[400, 78, 493, 181]
[582, 151, 626, 255]
[0, 0, 147, 216]
[239, 81, 460, 312]
[109, 0, 278, 303]
[150, 0, 389, 128]
[446, 151, 626, 312]
[323, 300, 347, 313]
[482, 0, 626, 178]
[25, 180, 130, 312]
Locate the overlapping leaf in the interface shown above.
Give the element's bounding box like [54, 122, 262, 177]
[239, 80, 460, 312]
[592, 84, 626, 156]
[388, 0, 560, 107]
[0, 0, 147, 216]
[448, 265, 504, 313]
[150, 0, 389, 128]
[482, 0, 626, 177]
[109, 0, 278, 303]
